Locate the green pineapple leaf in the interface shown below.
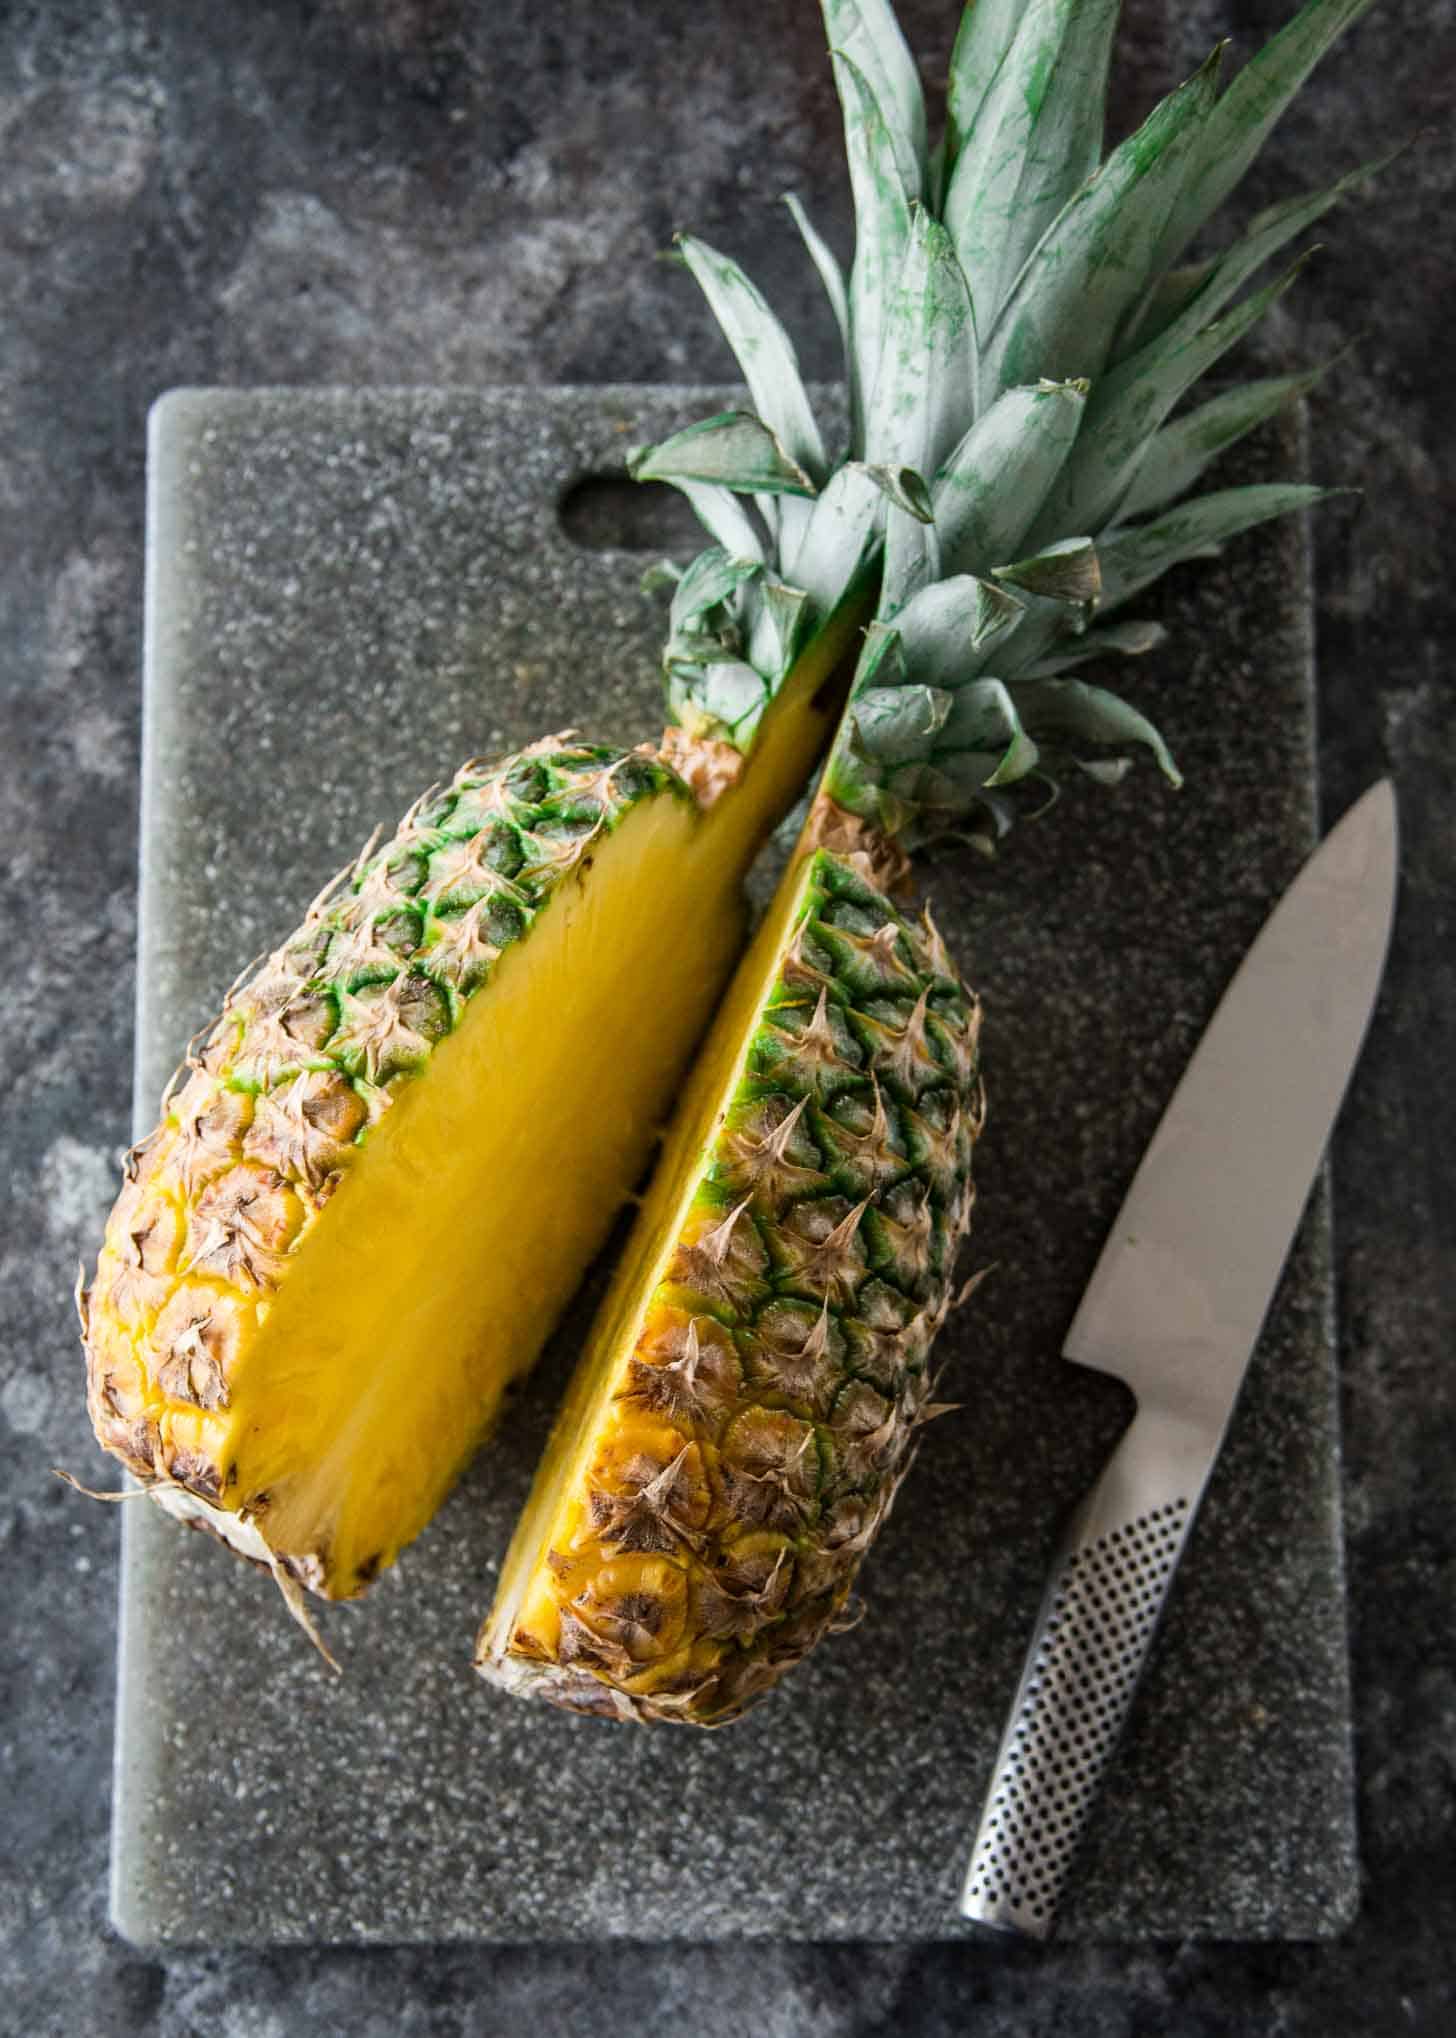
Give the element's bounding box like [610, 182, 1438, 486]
[894, 574, 1028, 685]
[782, 193, 851, 371]
[984, 46, 1224, 397]
[1008, 676, 1183, 785]
[782, 464, 885, 612]
[674, 482, 767, 564]
[865, 208, 978, 481]
[944, 0, 1028, 177]
[1097, 481, 1337, 609]
[829, 52, 915, 451]
[1154, 0, 1379, 272]
[629, 411, 818, 499]
[675, 237, 827, 487]
[819, 0, 927, 199]
[1021, 618, 1169, 676]
[1034, 257, 1312, 539]
[944, 0, 1120, 328]
[748, 579, 812, 676]
[1119, 153, 1391, 361]
[1119, 370, 1322, 521]
[993, 535, 1102, 607]
[933, 380, 1088, 580]
[669, 547, 763, 636]
[667, 655, 768, 747]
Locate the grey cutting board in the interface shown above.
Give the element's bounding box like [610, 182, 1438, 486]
[114, 386, 1357, 1945]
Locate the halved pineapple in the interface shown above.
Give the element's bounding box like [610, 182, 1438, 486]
[81, 628, 854, 1611]
[476, 844, 983, 1723]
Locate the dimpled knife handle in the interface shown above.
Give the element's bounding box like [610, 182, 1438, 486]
[960, 1415, 1206, 1937]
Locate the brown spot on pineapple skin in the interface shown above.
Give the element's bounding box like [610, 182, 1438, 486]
[620, 1313, 741, 1425]
[182, 1165, 302, 1291]
[154, 1301, 233, 1412]
[666, 1201, 768, 1319]
[587, 1438, 714, 1555]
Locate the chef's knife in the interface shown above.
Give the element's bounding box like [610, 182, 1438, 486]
[959, 778, 1398, 1938]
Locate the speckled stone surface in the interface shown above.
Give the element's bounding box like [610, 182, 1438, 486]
[112, 384, 1352, 1946]
[5, 0, 1453, 2029]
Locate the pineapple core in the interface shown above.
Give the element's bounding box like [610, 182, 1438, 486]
[222, 791, 744, 1596]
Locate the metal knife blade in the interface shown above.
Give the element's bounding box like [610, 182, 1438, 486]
[959, 779, 1398, 1937]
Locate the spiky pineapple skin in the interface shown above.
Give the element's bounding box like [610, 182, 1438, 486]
[81, 736, 689, 1576]
[479, 848, 984, 1724]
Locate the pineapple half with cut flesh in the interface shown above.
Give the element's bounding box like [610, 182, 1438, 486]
[476, 0, 1379, 1723]
[79, 626, 862, 1619]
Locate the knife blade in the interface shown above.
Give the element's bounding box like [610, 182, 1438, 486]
[959, 778, 1398, 1938]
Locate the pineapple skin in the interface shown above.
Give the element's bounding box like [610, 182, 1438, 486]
[80, 736, 690, 1584]
[479, 848, 984, 1725]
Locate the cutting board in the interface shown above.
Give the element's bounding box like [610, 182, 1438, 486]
[113, 387, 1357, 1944]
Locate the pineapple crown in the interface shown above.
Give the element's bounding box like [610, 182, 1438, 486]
[632, 0, 1380, 853]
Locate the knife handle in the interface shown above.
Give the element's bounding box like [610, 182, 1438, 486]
[959, 1405, 1209, 1937]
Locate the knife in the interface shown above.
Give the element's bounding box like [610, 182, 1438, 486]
[959, 778, 1398, 1938]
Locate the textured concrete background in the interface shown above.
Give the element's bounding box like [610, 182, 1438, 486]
[1, 0, 1451, 2033]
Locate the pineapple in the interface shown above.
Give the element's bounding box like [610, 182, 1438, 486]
[78, 688, 856, 1620]
[476, 0, 1377, 1723]
[480, 846, 983, 1721]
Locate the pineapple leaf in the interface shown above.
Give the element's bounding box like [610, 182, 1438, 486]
[630, 412, 818, 499]
[782, 463, 887, 611]
[1008, 677, 1182, 785]
[675, 482, 767, 563]
[829, 53, 915, 452]
[819, 0, 927, 199]
[1154, 0, 1379, 273]
[1021, 618, 1169, 675]
[993, 535, 1101, 607]
[1119, 153, 1391, 362]
[783, 193, 851, 372]
[865, 207, 978, 483]
[854, 679, 952, 760]
[944, 0, 1027, 177]
[669, 547, 762, 636]
[943, 0, 1120, 329]
[940, 678, 1040, 787]
[667, 655, 769, 747]
[1034, 256, 1312, 539]
[748, 579, 812, 677]
[894, 574, 1027, 686]
[1097, 481, 1336, 609]
[852, 672, 1039, 814]
[983, 46, 1223, 398]
[1119, 370, 1321, 522]
[860, 462, 935, 522]
[675, 237, 828, 484]
[881, 497, 943, 622]
[933, 379, 1088, 579]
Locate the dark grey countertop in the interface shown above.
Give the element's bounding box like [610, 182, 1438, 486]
[2, 2, 1451, 2033]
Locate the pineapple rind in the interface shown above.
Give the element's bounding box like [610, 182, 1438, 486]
[81, 736, 689, 1552]
[477, 848, 983, 1725]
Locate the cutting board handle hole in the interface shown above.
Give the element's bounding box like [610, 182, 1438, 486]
[558, 474, 703, 554]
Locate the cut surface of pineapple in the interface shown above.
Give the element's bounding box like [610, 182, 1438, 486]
[83, 573, 858, 1609]
[84, 743, 750, 1599]
[477, 847, 984, 1722]
[217, 792, 745, 1595]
